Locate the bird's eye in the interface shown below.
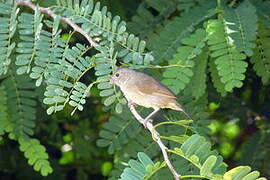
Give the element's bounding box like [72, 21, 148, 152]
[115, 73, 120, 77]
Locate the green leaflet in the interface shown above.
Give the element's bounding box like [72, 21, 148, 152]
[3, 68, 37, 139]
[223, 166, 267, 180]
[30, 29, 64, 87]
[19, 137, 53, 176]
[119, 152, 165, 180]
[43, 43, 94, 115]
[162, 28, 207, 94]
[16, 10, 43, 75]
[206, 19, 247, 92]
[149, 0, 216, 63]
[128, 0, 177, 39]
[190, 51, 208, 100]
[0, 85, 13, 139]
[96, 107, 142, 154]
[171, 134, 227, 178]
[209, 57, 227, 96]
[57, 0, 151, 65]
[224, 1, 258, 57]
[0, 2, 18, 75]
[250, 22, 270, 84]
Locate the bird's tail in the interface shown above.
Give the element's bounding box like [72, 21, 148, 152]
[168, 102, 193, 120]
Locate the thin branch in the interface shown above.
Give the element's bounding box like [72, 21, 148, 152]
[14, 0, 98, 47]
[129, 104, 181, 180]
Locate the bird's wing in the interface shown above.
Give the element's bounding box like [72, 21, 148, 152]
[133, 74, 177, 99]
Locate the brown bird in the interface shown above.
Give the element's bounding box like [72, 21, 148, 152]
[110, 67, 192, 125]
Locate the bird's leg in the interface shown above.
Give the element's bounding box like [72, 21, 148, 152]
[143, 108, 160, 128]
[128, 100, 138, 108]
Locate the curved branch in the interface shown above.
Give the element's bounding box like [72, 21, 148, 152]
[129, 104, 181, 180]
[14, 0, 98, 47]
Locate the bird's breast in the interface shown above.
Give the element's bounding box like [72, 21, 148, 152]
[120, 85, 176, 109]
[121, 86, 153, 108]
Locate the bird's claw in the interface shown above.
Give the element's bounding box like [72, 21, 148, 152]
[142, 118, 152, 128]
[128, 101, 138, 108]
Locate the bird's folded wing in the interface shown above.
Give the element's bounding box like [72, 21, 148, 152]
[134, 77, 177, 99]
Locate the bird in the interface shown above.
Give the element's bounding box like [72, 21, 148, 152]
[110, 67, 192, 125]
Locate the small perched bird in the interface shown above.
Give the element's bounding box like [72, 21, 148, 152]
[110, 67, 192, 125]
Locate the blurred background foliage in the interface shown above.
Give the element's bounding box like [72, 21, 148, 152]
[0, 0, 269, 179]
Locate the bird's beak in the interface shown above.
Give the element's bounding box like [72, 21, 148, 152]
[109, 78, 114, 84]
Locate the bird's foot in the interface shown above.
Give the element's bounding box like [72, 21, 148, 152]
[142, 118, 152, 128]
[128, 101, 138, 108]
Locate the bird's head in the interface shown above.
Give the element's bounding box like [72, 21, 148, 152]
[110, 67, 134, 87]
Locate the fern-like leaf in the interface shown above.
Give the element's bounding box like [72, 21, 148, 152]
[224, 1, 258, 56]
[162, 28, 207, 94]
[209, 57, 227, 96]
[43, 43, 94, 115]
[223, 166, 267, 180]
[94, 44, 127, 113]
[206, 19, 247, 92]
[29, 19, 63, 87]
[55, 0, 151, 66]
[190, 51, 208, 100]
[170, 134, 227, 179]
[2, 69, 36, 139]
[149, 1, 216, 63]
[250, 0, 270, 27]
[128, 0, 177, 38]
[19, 137, 53, 176]
[0, 2, 18, 75]
[250, 22, 270, 84]
[119, 152, 165, 180]
[0, 85, 13, 139]
[96, 108, 142, 154]
[16, 10, 43, 75]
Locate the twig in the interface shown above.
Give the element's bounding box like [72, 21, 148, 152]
[14, 0, 98, 47]
[129, 104, 181, 180]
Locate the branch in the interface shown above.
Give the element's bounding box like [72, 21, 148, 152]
[14, 0, 98, 47]
[129, 104, 181, 180]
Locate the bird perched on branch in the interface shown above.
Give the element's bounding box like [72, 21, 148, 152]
[110, 67, 192, 126]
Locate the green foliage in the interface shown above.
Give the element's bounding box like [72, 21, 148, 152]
[250, 0, 270, 27]
[120, 135, 267, 180]
[94, 44, 126, 113]
[16, 11, 43, 75]
[0, 86, 12, 139]
[2, 68, 37, 139]
[43, 42, 94, 115]
[240, 131, 270, 176]
[170, 134, 227, 179]
[223, 166, 267, 180]
[18, 137, 53, 176]
[224, 1, 258, 57]
[162, 28, 207, 94]
[0, 0, 269, 179]
[0, 2, 18, 75]
[54, 0, 153, 112]
[119, 152, 165, 180]
[96, 108, 142, 154]
[128, 0, 177, 38]
[250, 22, 270, 84]
[148, 1, 216, 63]
[206, 19, 247, 92]
[190, 51, 208, 99]
[208, 57, 227, 96]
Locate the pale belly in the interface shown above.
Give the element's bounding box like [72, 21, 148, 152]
[121, 86, 170, 109]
